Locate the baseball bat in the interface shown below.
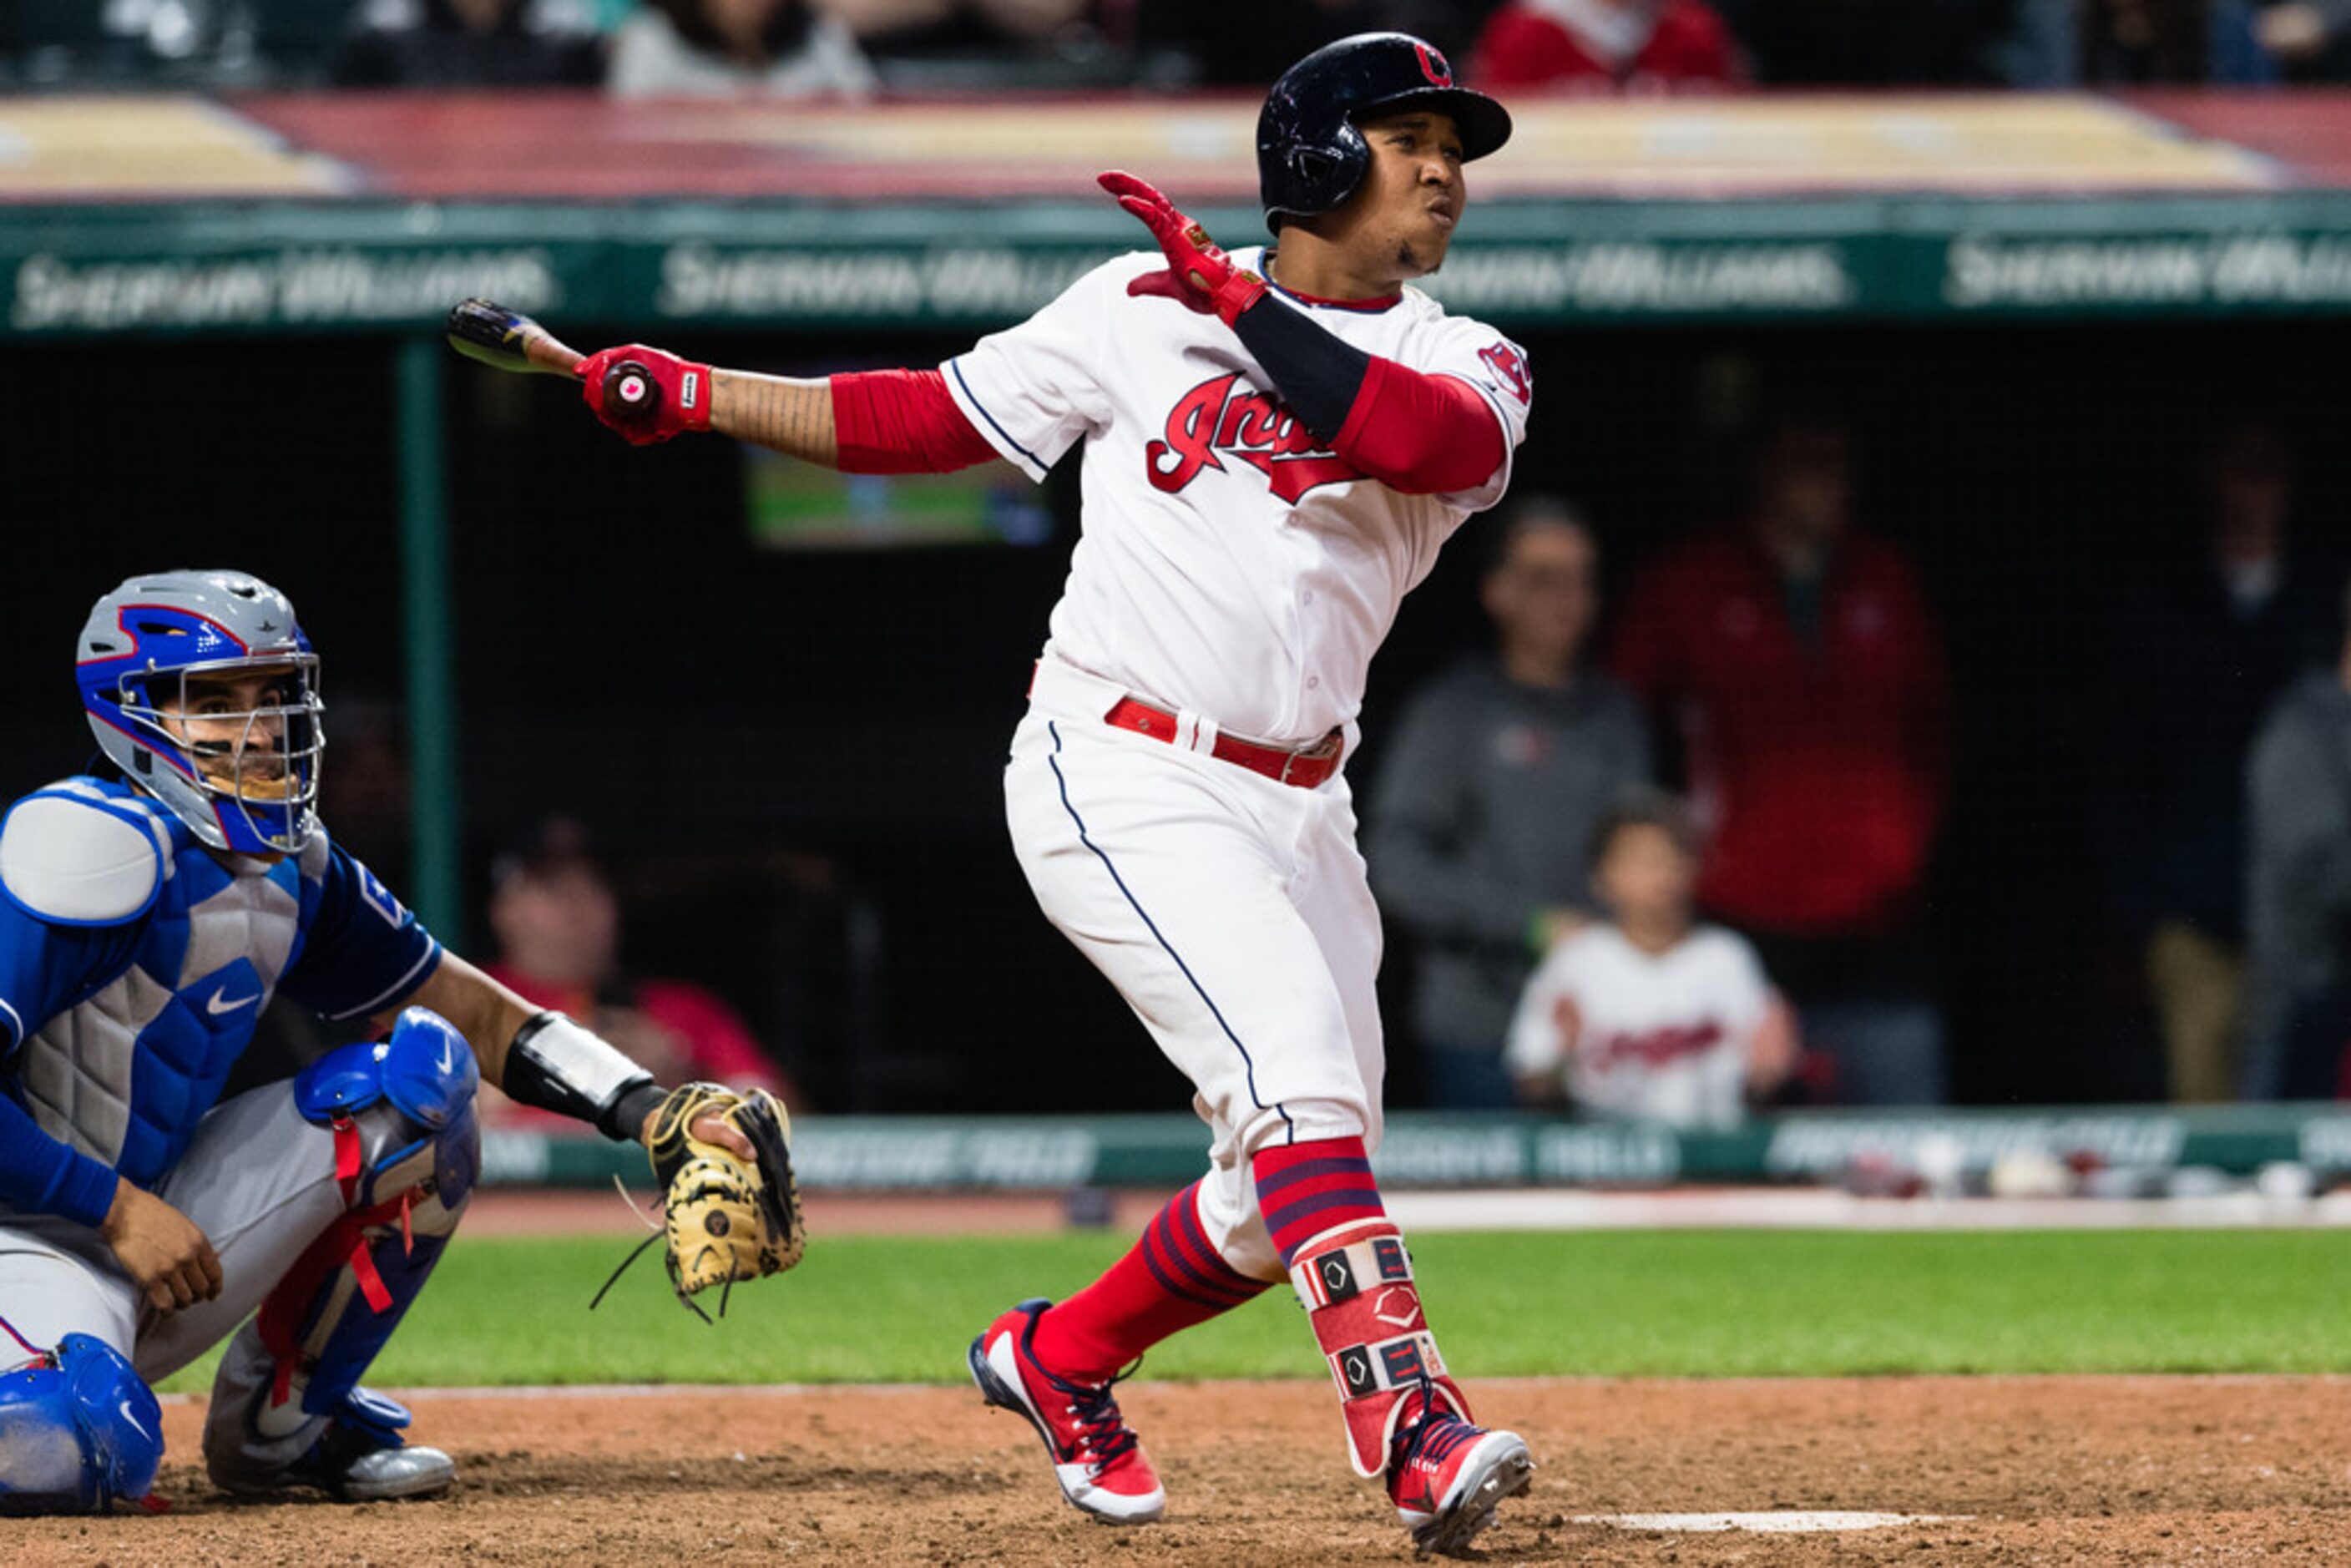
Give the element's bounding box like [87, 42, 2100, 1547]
[443, 297, 659, 424]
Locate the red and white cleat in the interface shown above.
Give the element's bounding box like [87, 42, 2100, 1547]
[1386, 1407, 1534, 1556]
[968, 1297, 1166, 1525]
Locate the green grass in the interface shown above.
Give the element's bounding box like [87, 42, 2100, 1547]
[156, 1229, 2351, 1394]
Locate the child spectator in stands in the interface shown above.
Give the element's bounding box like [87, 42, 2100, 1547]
[335, 0, 604, 87]
[609, 0, 875, 96]
[481, 817, 798, 1123]
[1470, 0, 1748, 92]
[1505, 792, 1796, 1126]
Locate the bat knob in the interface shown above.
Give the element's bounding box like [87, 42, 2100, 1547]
[605, 359, 660, 417]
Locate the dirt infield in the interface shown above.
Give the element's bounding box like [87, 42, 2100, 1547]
[20, 1374, 2349, 1565]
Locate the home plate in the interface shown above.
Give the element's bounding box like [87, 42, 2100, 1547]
[1578, 1511, 1962, 1534]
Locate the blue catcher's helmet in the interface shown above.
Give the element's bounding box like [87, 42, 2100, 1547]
[76, 570, 324, 857]
[1258, 33, 1513, 236]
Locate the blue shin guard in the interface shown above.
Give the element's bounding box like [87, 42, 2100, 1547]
[0, 1331, 164, 1515]
[205, 1008, 478, 1491]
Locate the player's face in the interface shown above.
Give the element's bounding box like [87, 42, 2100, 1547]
[1597, 824, 1696, 929]
[155, 665, 300, 797]
[1339, 110, 1468, 280]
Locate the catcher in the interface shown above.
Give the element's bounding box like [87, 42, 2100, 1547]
[0, 568, 799, 1515]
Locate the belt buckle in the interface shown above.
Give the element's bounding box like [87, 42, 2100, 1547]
[1280, 731, 1342, 785]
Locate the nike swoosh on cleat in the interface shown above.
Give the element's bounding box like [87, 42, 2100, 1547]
[206, 989, 259, 1015]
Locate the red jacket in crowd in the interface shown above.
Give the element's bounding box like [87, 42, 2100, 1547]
[1610, 531, 1950, 937]
[1470, 0, 1747, 92]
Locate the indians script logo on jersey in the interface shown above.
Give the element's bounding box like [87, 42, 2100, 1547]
[1147, 372, 1364, 503]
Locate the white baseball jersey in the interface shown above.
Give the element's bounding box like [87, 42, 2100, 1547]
[978, 245, 1530, 1277]
[945, 247, 1534, 746]
[1505, 923, 1770, 1129]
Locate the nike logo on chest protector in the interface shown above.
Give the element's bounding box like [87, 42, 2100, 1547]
[15, 854, 304, 1178]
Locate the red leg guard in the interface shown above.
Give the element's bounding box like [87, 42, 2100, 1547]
[1286, 1218, 1471, 1478]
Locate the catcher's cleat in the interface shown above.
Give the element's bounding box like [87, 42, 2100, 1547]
[1385, 1404, 1534, 1557]
[221, 1389, 454, 1503]
[320, 1442, 457, 1502]
[968, 1298, 1165, 1525]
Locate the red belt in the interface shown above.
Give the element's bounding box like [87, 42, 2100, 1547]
[1103, 695, 1343, 789]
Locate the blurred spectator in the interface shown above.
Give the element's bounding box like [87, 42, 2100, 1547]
[2252, 0, 2351, 78]
[1145, 0, 1463, 88]
[2100, 421, 2339, 1100]
[1369, 501, 1652, 1109]
[1504, 792, 1796, 1126]
[1469, 0, 1749, 92]
[334, 0, 604, 87]
[2242, 574, 2351, 1099]
[482, 817, 798, 1121]
[2006, 0, 2273, 83]
[1720, 0, 2010, 83]
[609, 0, 876, 95]
[822, 0, 1104, 84]
[1611, 411, 1951, 1105]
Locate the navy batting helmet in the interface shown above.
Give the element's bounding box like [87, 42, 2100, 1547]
[1258, 33, 1512, 235]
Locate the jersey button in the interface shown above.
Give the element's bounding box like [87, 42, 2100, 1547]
[1307, 675, 1321, 690]
[1302, 590, 1316, 604]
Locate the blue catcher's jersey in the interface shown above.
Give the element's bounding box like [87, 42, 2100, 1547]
[0, 776, 441, 1218]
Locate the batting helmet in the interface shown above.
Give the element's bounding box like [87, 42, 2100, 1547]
[1258, 33, 1513, 235]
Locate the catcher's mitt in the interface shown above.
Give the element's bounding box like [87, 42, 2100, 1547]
[593, 1082, 804, 1320]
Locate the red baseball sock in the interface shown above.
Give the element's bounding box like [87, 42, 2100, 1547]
[1030, 1182, 1270, 1383]
[1252, 1135, 1385, 1267]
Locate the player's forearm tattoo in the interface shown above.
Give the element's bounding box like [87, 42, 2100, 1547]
[713, 370, 839, 468]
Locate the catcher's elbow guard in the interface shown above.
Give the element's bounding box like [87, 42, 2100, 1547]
[502, 1010, 662, 1141]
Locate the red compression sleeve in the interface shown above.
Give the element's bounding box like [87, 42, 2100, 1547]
[828, 368, 1001, 474]
[1330, 357, 1506, 496]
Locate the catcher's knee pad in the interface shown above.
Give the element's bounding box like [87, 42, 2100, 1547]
[0, 1331, 163, 1515]
[1287, 1219, 1471, 1478]
[256, 1007, 479, 1432]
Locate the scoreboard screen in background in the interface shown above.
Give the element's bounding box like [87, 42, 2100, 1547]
[743, 446, 1054, 552]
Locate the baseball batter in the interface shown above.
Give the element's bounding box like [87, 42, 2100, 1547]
[574, 33, 1536, 1553]
[0, 569, 753, 1513]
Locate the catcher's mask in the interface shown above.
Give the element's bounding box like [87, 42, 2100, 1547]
[77, 570, 324, 857]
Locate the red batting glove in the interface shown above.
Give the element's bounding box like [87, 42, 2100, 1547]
[1097, 170, 1267, 328]
[578, 343, 714, 447]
